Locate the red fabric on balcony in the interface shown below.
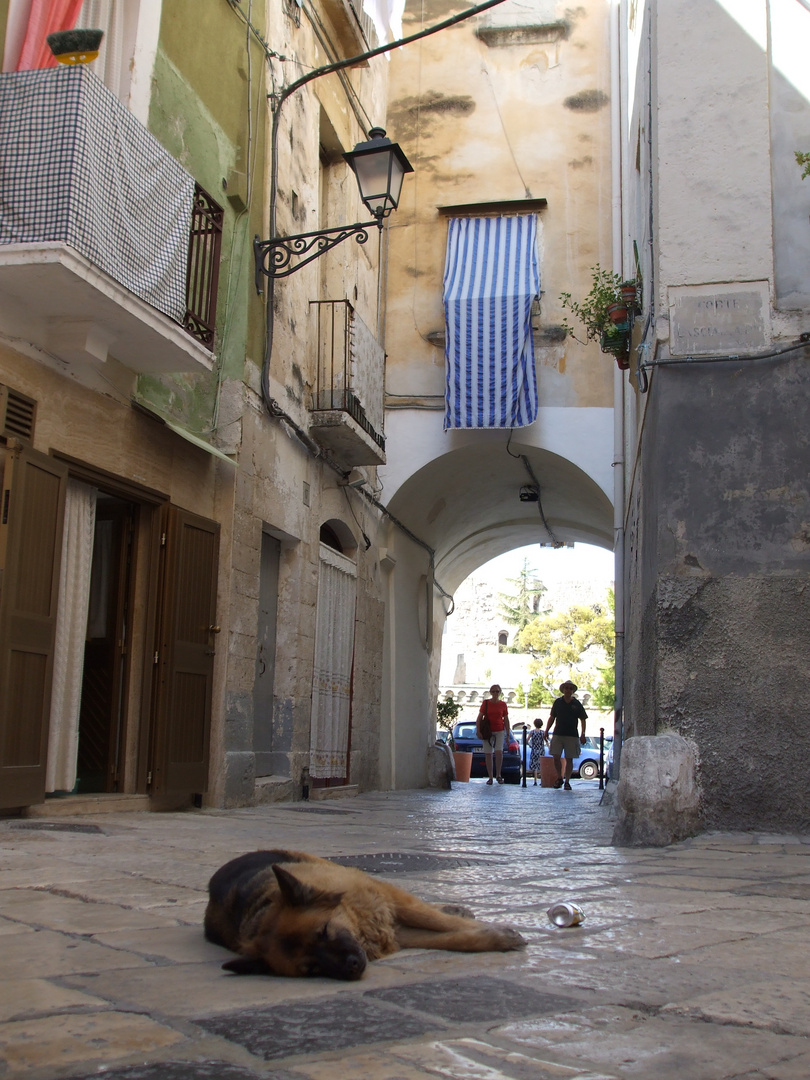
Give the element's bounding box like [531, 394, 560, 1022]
[16, 0, 84, 72]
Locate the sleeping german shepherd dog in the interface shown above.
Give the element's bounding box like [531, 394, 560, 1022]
[204, 849, 526, 980]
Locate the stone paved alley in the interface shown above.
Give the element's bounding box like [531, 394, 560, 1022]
[2, 782, 810, 1080]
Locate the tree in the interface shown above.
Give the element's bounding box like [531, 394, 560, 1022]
[497, 558, 547, 650]
[515, 590, 615, 706]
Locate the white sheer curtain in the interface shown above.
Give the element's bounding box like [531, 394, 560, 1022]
[75, 0, 125, 99]
[309, 544, 357, 780]
[46, 479, 97, 793]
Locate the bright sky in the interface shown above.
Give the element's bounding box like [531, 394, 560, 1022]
[473, 543, 615, 590]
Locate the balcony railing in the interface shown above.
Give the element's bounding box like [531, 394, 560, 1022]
[309, 300, 386, 465]
[184, 184, 223, 350]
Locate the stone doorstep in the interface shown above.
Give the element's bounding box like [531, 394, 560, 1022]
[23, 793, 191, 818]
[253, 776, 297, 804]
[309, 784, 360, 802]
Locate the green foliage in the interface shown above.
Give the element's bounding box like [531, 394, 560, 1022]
[515, 590, 615, 705]
[437, 696, 463, 732]
[590, 661, 616, 709]
[497, 558, 547, 651]
[560, 265, 626, 344]
[796, 151, 810, 180]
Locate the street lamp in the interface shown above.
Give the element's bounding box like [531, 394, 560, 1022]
[254, 128, 413, 286]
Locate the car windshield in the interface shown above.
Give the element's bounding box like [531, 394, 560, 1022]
[455, 724, 479, 738]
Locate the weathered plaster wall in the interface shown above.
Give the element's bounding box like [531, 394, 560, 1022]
[626, 358, 810, 831]
[212, 0, 390, 803]
[621, 0, 810, 833]
[379, 0, 616, 790]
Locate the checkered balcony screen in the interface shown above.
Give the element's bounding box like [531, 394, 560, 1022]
[0, 65, 194, 324]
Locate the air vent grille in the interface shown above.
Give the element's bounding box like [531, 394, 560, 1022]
[0, 385, 36, 443]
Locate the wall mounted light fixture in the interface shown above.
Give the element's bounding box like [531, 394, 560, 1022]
[254, 128, 413, 287]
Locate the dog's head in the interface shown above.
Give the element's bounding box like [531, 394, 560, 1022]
[222, 864, 367, 980]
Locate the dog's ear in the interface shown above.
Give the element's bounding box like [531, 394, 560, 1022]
[272, 864, 343, 909]
[221, 955, 270, 976]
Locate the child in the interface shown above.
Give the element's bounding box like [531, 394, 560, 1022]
[528, 718, 546, 785]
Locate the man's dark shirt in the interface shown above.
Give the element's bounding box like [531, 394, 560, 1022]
[549, 697, 587, 737]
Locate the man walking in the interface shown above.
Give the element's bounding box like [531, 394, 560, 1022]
[545, 680, 587, 790]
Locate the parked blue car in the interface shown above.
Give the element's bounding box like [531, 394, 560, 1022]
[451, 721, 522, 783]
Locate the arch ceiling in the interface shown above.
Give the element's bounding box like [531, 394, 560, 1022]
[388, 441, 613, 594]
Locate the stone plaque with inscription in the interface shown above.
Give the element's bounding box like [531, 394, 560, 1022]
[669, 282, 770, 357]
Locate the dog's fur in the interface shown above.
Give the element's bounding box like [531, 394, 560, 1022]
[204, 849, 526, 980]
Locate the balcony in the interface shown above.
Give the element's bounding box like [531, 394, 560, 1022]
[0, 66, 221, 378]
[309, 300, 386, 467]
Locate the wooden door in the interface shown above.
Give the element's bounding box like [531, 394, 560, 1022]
[150, 505, 219, 793]
[0, 443, 68, 808]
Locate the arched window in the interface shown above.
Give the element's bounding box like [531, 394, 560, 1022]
[498, 630, 508, 651]
[319, 523, 343, 552]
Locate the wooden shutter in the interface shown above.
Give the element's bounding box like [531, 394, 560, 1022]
[0, 443, 68, 808]
[150, 505, 219, 793]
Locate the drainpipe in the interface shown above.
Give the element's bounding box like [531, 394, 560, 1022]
[610, 0, 625, 778]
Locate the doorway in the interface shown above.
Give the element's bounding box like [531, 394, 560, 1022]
[74, 493, 135, 793]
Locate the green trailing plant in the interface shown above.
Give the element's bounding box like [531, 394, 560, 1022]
[560, 265, 627, 346]
[437, 696, 462, 733]
[796, 151, 810, 180]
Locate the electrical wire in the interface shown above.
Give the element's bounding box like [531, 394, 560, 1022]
[341, 484, 372, 550]
[637, 334, 810, 394]
[224, 0, 287, 61]
[505, 430, 562, 547]
[300, 1, 374, 133]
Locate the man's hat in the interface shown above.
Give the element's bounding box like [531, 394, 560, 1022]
[559, 680, 578, 692]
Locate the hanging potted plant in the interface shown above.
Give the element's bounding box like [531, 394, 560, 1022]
[560, 265, 636, 369]
[46, 29, 104, 65]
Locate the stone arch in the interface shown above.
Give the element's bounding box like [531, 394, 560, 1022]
[319, 518, 357, 557]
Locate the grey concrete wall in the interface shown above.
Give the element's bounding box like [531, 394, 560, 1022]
[625, 355, 810, 832]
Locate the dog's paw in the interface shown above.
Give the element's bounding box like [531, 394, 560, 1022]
[491, 925, 528, 951]
[440, 903, 476, 919]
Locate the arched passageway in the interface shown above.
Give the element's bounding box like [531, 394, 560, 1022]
[377, 429, 614, 790]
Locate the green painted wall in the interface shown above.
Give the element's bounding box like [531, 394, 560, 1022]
[138, 0, 268, 436]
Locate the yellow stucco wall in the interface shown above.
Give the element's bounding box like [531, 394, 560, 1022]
[384, 0, 615, 409]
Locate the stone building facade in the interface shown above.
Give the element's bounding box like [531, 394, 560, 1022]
[616, 0, 810, 832]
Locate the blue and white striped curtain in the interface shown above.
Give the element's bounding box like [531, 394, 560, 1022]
[443, 214, 540, 430]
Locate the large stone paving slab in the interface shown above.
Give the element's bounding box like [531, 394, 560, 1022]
[366, 976, 581, 1023]
[0, 1011, 185, 1074]
[67, 1064, 288, 1080]
[195, 995, 445, 1060]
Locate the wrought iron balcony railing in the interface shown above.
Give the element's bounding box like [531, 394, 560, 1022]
[183, 184, 223, 351]
[309, 300, 386, 464]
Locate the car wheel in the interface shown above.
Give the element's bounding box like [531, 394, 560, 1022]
[579, 760, 598, 780]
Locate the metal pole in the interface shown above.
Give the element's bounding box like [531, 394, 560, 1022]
[599, 727, 605, 790]
[521, 725, 527, 788]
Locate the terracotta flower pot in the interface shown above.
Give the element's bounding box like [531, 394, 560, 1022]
[452, 751, 472, 782]
[607, 302, 629, 325]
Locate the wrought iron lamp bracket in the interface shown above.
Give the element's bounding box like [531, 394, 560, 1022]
[254, 218, 383, 288]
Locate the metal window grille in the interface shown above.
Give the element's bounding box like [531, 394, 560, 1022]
[183, 184, 224, 351]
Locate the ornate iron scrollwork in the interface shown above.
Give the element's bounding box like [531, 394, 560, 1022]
[254, 219, 382, 288]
